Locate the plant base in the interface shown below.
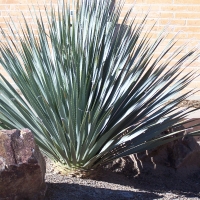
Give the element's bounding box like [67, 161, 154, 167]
[52, 162, 103, 179]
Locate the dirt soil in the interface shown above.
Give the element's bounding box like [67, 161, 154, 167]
[44, 157, 200, 200]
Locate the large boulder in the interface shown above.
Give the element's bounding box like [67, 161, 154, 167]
[0, 129, 46, 200]
[105, 126, 200, 177]
[136, 127, 200, 176]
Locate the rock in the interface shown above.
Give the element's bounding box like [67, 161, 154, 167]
[104, 155, 140, 177]
[136, 126, 200, 177]
[182, 118, 200, 143]
[0, 129, 46, 200]
[105, 126, 200, 177]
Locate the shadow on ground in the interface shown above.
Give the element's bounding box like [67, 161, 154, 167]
[45, 182, 163, 200]
[95, 168, 200, 199]
[44, 169, 200, 200]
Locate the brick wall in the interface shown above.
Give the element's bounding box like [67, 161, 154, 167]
[0, 0, 200, 99]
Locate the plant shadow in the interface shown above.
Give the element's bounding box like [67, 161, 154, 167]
[94, 167, 200, 199]
[44, 182, 163, 200]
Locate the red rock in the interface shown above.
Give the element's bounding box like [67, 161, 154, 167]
[105, 126, 200, 177]
[0, 129, 46, 200]
[135, 126, 200, 176]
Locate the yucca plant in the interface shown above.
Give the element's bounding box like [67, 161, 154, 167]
[0, 0, 200, 175]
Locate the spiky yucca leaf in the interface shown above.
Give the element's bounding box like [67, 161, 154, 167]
[0, 0, 200, 171]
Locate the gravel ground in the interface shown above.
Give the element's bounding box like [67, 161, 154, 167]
[44, 157, 200, 200]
